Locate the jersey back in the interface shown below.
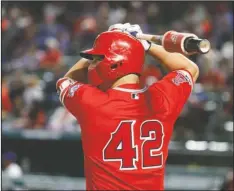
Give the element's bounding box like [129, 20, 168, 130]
[57, 70, 193, 190]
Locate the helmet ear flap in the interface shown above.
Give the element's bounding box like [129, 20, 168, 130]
[88, 68, 103, 86]
[110, 61, 123, 70]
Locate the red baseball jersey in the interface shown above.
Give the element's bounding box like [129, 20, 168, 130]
[56, 69, 193, 190]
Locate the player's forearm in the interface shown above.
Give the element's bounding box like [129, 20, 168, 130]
[148, 44, 199, 82]
[64, 58, 90, 83]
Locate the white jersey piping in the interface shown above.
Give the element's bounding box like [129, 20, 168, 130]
[112, 86, 148, 93]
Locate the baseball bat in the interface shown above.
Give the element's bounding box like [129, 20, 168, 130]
[136, 33, 211, 54]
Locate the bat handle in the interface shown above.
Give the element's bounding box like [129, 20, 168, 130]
[135, 33, 163, 44]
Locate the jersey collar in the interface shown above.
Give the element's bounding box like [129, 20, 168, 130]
[112, 84, 148, 93]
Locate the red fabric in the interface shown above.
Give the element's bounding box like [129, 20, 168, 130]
[56, 69, 193, 190]
[80, 31, 145, 87]
[2, 83, 12, 112]
[200, 70, 226, 86]
[140, 65, 163, 86]
[29, 110, 46, 128]
[201, 20, 212, 37]
[1, 19, 10, 31]
[40, 49, 62, 67]
[73, 16, 97, 34]
[35, 111, 46, 127]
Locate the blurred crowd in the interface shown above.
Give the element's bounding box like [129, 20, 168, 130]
[2, 152, 26, 190]
[2, 1, 233, 142]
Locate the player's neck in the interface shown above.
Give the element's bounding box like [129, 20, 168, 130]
[112, 74, 140, 88]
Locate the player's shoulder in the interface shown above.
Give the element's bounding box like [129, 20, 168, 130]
[170, 69, 193, 86]
[56, 77, 104, 93]
[149, 69, 193, 90]
[147, 69, 193, 116]
[56, 77, 88, 98]
[56, 77, 107, 105]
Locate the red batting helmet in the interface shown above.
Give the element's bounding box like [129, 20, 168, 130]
[80, 31, 145, 87]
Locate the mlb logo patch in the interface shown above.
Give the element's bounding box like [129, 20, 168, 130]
[131, 93, 139, 100]
[68, 84, 82, 97]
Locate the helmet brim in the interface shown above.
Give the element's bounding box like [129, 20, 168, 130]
[80, 49, 104, 60]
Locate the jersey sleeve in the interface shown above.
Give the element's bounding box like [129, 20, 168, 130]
[152, 69, 194, 120]
[56, 77, 107, 122]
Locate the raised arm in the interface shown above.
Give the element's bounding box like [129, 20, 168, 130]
[112, 23, 200, 82]
[64, 58, 90, 83]
[148, 44, 199, 82]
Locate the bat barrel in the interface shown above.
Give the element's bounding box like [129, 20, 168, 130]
[184, 38, 211, 54]
[136, 32, 211, 55]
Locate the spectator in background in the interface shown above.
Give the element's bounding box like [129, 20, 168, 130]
[22, 75, 46, 129]
[8, 70, 26, 118]
[197, 45, 226, 91]
[124, 1, 148, 32]
[72, 15, 97, 52]
[220, 39, 233, 75]
[11, 10, 34, 59]
[8, 44, 42, 72]
[1, 7, 10, 32]
[96, 2, 110, 33]
[140, 63, 163, 87]
[214, 3, 233, 50]
[36, 4, 68, 51]
[107, 3, 127, 26]
[40, 37, 62, 69]
[2, 152, 25, 190]
[1, 2, 233, 141]
[24, 100, 46, 129]
[1, 6, 23, 62]
[2, 77, 13, 120]
[23, 75, 44, 107]
[47, 106, 80, 132]
[42, 64, 67, 111]
[146, 3, 160, 33]
[220, 170, 234, 191]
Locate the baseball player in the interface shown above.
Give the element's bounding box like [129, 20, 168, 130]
[56, 23, 199, 190]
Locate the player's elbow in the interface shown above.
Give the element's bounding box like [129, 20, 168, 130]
[187, 62, 199, 83]
[174, 53, 200, 82]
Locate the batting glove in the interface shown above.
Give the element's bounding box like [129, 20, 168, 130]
[108, 23, 131, 32]
[124, 24, 151, 52]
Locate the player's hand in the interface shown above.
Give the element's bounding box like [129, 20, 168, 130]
[108, 23, 131, 32]
[108, 23, 151, 51]
[124, 24, 151, 51]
